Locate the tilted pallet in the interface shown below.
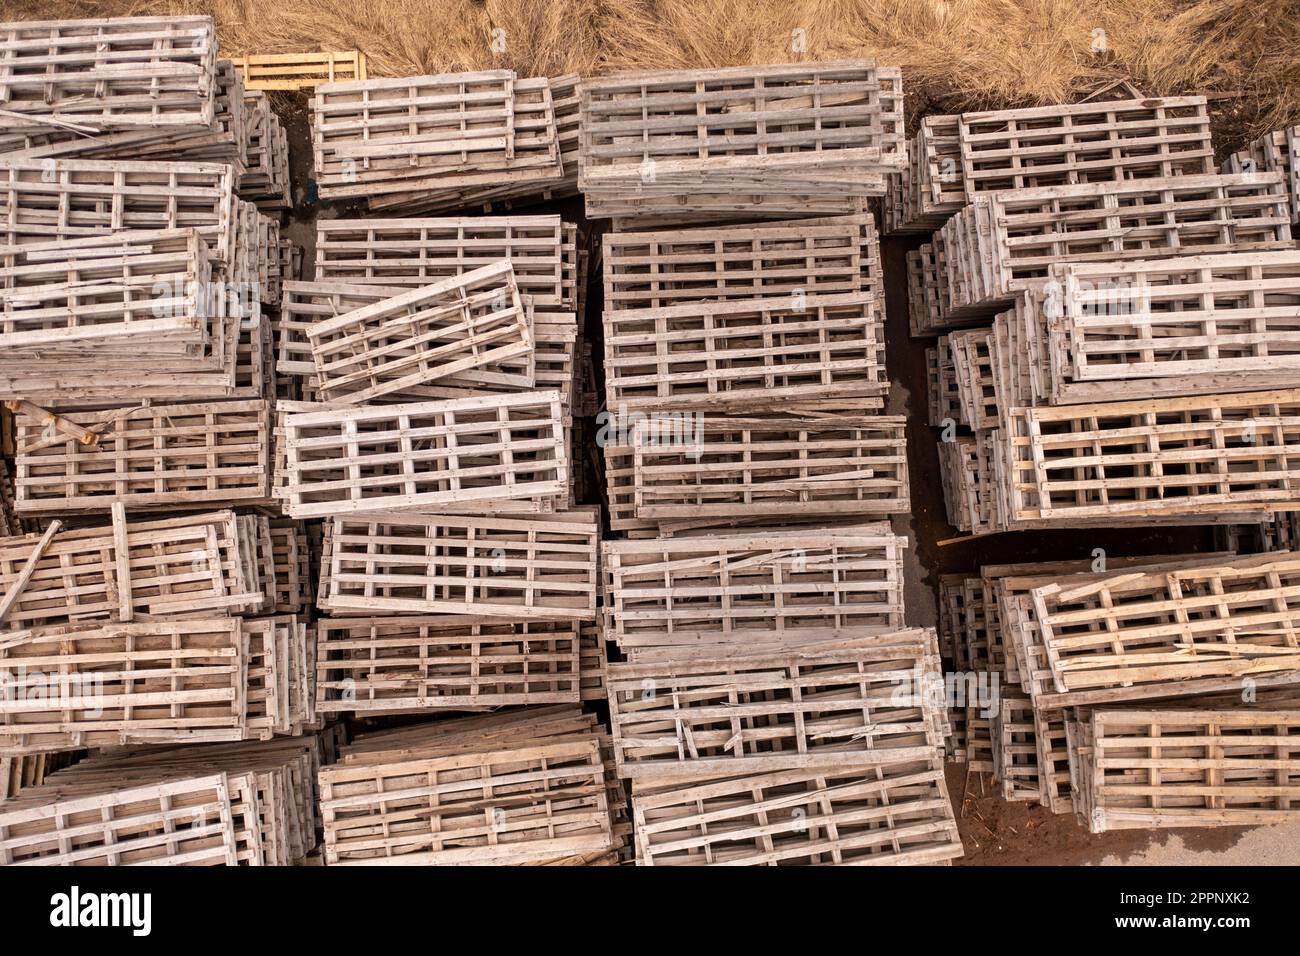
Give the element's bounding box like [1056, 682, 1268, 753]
[307, 262, 534, 404]
[602, 214, 881, 311]
[579, 61, 904, 214]
[601, 526, 907, 650]
[278, 392, 568, 518]
[1029, 552, 1300, 707]
[231, 51, 366, 90]
[603, 292, 886, 413]
[1072, 706, 1300, 831]
[608, 634, 943, 780]
[0, 510, 260, 629]
[0, 17, 217, 135]
[629, 413, 909, 521]
[238, 91, 291, 210]
[315, 616, 582, 714]
[318, 510, 599, 620]
[946, 329, 998, 430]
[14, 400, 271, 513]
[0, 618, 247, 754]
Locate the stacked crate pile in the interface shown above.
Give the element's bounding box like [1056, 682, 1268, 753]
[581, 61, 964, 865]
[0, 15, 315, 866]
[299, 68, 625, 864]
[893, 92, 1300, 831]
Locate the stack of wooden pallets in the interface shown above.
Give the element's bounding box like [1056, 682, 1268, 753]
[896, 98, 1300, 535]
[0, 15, 322, 866]
[1224, 124, 1299, 225]
[584, 63, 962, 865]
[310, 70, 579, 213]
[940, 550, 1300, 829]
[579, 62, 905, 226]
[318, 706, 628, 864]
[0, 735, 325, 864]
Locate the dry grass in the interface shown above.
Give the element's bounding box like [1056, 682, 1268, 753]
[4, 0, 1299, 142]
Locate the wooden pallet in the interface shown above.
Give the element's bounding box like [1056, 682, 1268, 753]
[243, 615, 314, 740]
[0, 157, 239, 266]
[603, 292, 886, 413]
[14, 399, 271, 513]
[369, 75, 577, 215]
[0, 510, 260, 629]
[0, 229, 240, 401]
[992, 694, 1040, 801]
[238, 91, 290, 210]
[0, 772, 241, 865]
[633, 758, 963, 866]
[1041, 251, 1300, 403]
[608, 634, 942, 781]
[1073, 705, 1300, 831]
[884, 115, 964, 235]
[1003, 388, 1300, 526]
[1, 735, 322, 864]
[630, 413, 908, 521]
[312, 71, 563, 202]
[0, 17, 217, 134]
[579, 61, 903, 214]
[278, 392, 568, 518]
[925, 340, 963, 427]
[319, 712, 615, 865]
[935, 173, 1294, 319]
[268, 520, 312, 613]
[231, 51, 366, 90]
[601, 526, 907, 650]
[315, 616, 582, 714]
[0, 618, 248, 754]
[318, 510, 599, 620]
[306, 262, 534, 404]
[958, 96, 1214, 195]
[602, 214, 881, 311]
[1030, 552, 1300, 707]
[946, 329, 998, 430]
[315, 215, 576, 314]
[1224, 124, 1300, 224]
